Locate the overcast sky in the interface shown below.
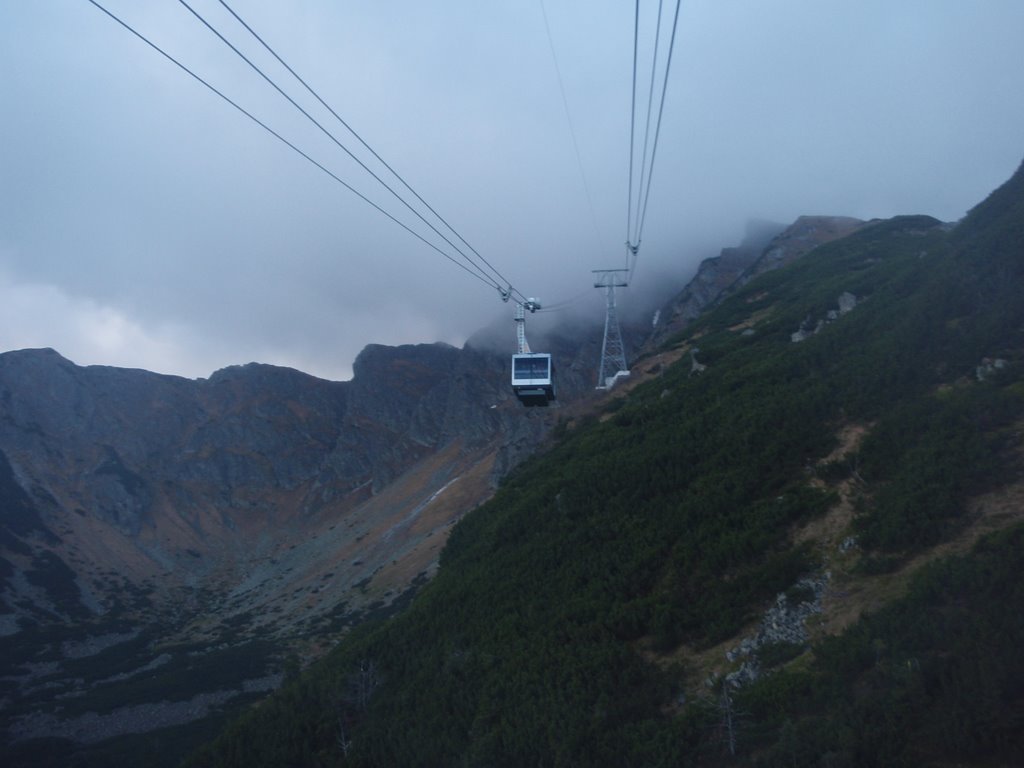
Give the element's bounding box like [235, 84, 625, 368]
[2, 1, 1023, 380]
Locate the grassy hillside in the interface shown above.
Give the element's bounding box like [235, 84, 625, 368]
[183, 162, 1024, 767]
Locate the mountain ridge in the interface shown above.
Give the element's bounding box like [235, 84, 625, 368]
[649, 215, 868, 347]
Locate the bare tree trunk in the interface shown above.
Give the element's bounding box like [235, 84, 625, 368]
[337, 718, 352, 757]
[352, 659, 380, 713]
[720, 687, 737, 756]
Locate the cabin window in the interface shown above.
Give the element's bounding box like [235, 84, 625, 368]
[513, 357, 549, 380]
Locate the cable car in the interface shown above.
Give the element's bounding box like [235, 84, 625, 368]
[512, 352, 555, 406]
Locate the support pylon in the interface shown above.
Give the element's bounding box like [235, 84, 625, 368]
[593, 269, 629, 389]
[513, 298, 541, 354]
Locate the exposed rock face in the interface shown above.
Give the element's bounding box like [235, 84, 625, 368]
[790, 291, 861, 343]
[976, 357, 1008, 381]
[327, 343, 463, 494]
[724, 574, 830, 689]
[650, 220, 785, 345]
[650, 216, 866, 347]
[0, 333, 604, 634]
[740, 215, 865, 283]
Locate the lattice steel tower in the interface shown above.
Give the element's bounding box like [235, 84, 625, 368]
[593, 269, 629, 389]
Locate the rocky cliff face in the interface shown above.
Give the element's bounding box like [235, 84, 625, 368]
[650, 216, 866, 346]
[648, 220, 784, 345]
[0, 333, 611, 633]
[739, 215, 866, 282]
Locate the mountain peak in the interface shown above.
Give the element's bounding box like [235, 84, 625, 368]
[953, 156, 1024, 250]
[0, 346, 73, 366]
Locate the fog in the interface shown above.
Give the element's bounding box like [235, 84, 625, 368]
[2, 1, 1022, 380]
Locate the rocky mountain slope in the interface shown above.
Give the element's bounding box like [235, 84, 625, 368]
[0, 320, 615, 763]
[0, 324, 605, 626]
[650, 215, 865, 345]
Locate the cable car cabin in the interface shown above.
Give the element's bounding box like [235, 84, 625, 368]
[512, 353, 555, 406]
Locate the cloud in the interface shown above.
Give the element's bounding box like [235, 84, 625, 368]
[0, 265, 213, 378]
[1, 1, 1023, 380]
[0, 259, 480, 382]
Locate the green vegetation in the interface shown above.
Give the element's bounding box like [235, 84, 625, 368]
[854, 386, 1016, 551]
[23, 551, 87, 617]
[4, 700, 260, 768]
[0, 612, 283, 768]
[740, 523, 1024, 766]
[182, 163, 1024, 766]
